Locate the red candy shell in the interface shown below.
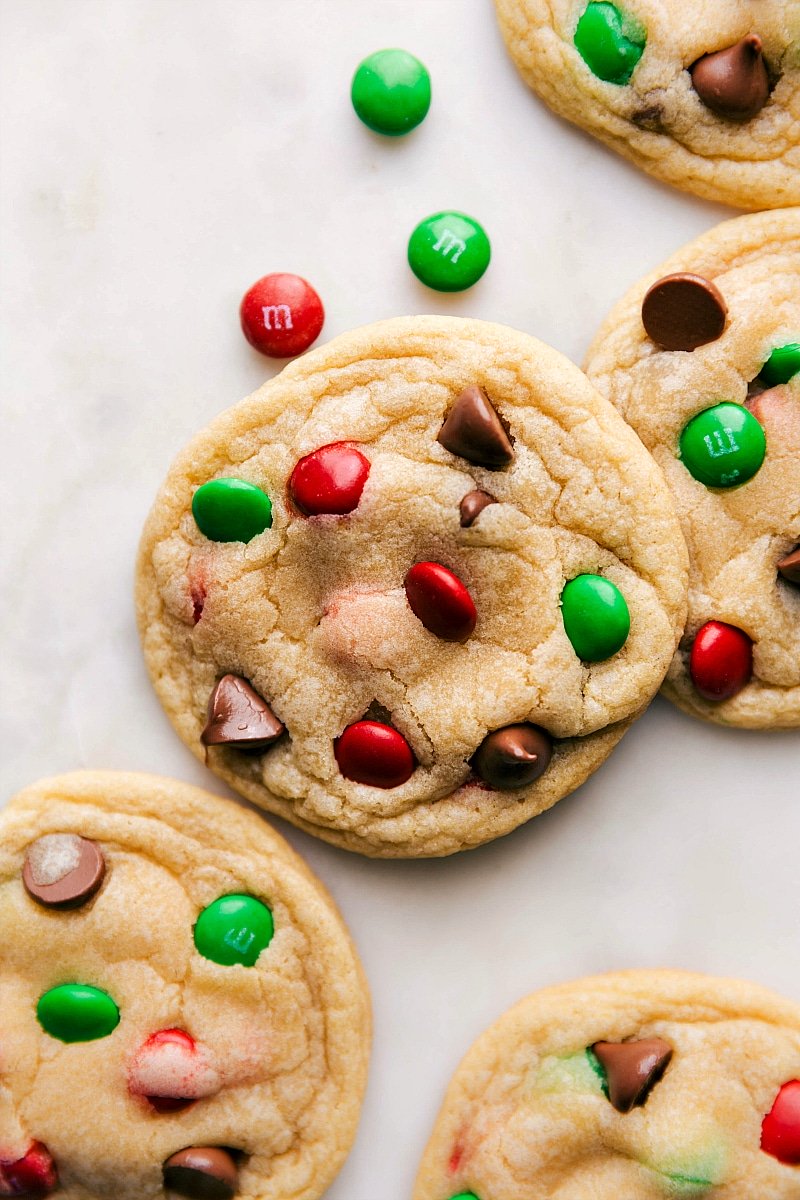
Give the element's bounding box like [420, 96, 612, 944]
[288, 443, 370, 516]
[0, 1143, 58, 1196]
[762, 1080, 800, 1164]
[335, 720, 415, 789]
[689, 620, 753, 702]
[239, 273, 324, 358]
[404, 562, 477, 642]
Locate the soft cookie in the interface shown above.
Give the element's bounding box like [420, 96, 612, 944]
[0, 771, 370, 1199]
[494, 0, 800, 210]
[413, 970, 800, 1200]
[585, 209, 800, 727]
[136, 316, 688, 857]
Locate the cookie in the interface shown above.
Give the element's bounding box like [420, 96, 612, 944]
[0, 771, 370, 1199]
[136, 315, 688, 858]
[585, 209, 800, 728]
[494, 0, 800, 210]
[413, 969, 800, 1199]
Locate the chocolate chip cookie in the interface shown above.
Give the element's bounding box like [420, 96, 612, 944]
[585, 208, 800, 727]
[0, 771, 370, 1199]
[494, 0, 800, 210]
[414, 970, 800, 1199]
[136, 316, 688, 857]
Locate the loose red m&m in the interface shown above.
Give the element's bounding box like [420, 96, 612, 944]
[761, 1080, 800, 1164]
[288, 443, 370, 515]
[239, 273, 324, 358]
[335, 720, 415, 788]
[0, 1142, 58, 1196]
[689, 620, 753, 702]
[404, 562, 477, 642]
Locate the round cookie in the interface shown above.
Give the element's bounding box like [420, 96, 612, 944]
[0, 771, 370, 1199]
[494, 0, 800, 210]
[585, 209, 800, 727]
[413, 969, 800, 1200]
[136, 315, 688, 858]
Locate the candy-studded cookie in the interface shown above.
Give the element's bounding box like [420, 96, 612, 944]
[585, 209, 800, 728]
[494, 0, 800, 210]
[0, 772, 370, 1199]
[136, 316, 688, 857]
[414, 970, 800, 1200]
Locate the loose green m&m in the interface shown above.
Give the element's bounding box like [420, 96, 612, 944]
[408, 211, 491, 292]
[351, 48, 431, 135]
[192, 477, 272, 543]
[761, 343, 800, 386]
[574, 2, 646, 84]
[678, 402, 766, 488]
[37, 983, 120, 1043]
[194, 894, 274, 967]
[561, 574, 631, 661]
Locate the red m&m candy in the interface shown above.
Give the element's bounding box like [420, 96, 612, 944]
[335, 720, 415, 788]
[239, 273, 324, 358]
[288, 443, 370, 515]
[0, 1142, 58, 1196]
[404, 562, 477, 642]
[689, 620, 753, 702]
[761, 1080, 800, 1164]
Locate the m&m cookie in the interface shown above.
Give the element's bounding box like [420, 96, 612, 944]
[494, 0, 800, 210]
[585, 209, 800, 728]
[0, 772, 370, 1199]
[136, 316, 687, 857]
[413, 970, 800, 1199]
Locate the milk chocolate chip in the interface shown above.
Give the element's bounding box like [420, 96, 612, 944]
[642, 273, 727, 351]
[23, 834, 105, 909]
[592, 1037, 673, 1112]
[459, 489, 496, 527]
[163, 1147, 238, 1199]
[690, 35, 770, 121]
[778, 548, 800, 585]
[472, 724, 552, 789]
[201, 674, 284, 749]
[438, 386, 514, 469]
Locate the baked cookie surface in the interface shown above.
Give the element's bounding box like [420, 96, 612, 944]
[0, 771, 370, 1200]
[413, 969, 800, 1200]
[494, 0, 800, 210]
[136, 316, 688, 858]
[585, 209, 800, 727]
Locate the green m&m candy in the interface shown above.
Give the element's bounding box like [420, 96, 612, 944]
[408, 211, 491, 292]
[192, 477, 272, 543]
[351, 48, 431, 135]
[574, 2, 646, 84]
[678, 402, 766, 488]
[760, 343, 800, 386]
[194, 894, 274, 967]
[37, 983, 120, 1043]
[561, 574, 630, 661]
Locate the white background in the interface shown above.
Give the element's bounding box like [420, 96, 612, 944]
[1, 1, 798, 1196]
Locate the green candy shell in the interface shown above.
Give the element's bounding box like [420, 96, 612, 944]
[351, 48, 431, 135]
[760, 342, 800, 386]
[37, 983, 120, 1043]
[192, 477, 273, 543]
[408, 211, 491, 293]
[194, 893, 274, 967]
[574, 2, 646, 84]
[561, 574, 630, 662]
[678, 402, 766, 489]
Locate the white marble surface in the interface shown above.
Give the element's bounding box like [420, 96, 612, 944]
[1, 0, 798, 1194]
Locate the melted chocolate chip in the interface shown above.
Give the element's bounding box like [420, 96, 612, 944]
[777, 547, 800, 585]
[438, 386, 514, 469]
[459, 489, 496, 527]
[22, 834, 105, 909]
[471, 724, 552, 790]
[163, 1147, 238, 1199]
[201, 675, 285, 749]
[690, 35, 770, 121]
[641, 273, 728, 351]
[592, 1038, 673, 1113]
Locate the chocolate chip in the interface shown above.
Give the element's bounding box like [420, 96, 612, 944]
[471, 724, 552, 790]
[163, 1147, 238, 1200]
[592, 1038, 673, 1113]
[438, 386, 514, 469]
[201, 675, 284, 749]
[778, 547, 800, 585]
[690, 35, 770, 121]
[631, 102, 664, 131]
[23, 834, 105, 909]
[641, 273, 728, 351]
[459, 489, 496, 527]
